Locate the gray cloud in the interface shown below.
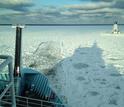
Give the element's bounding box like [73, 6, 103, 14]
[64, 0, 124, 24]
[91, 0, 114, 2]
[0, 0, 124, 24]
[0, 0, 34, 11]
[65, 2, 112, 10]
[112, 1, 124, 9]
[91, 0, 124, 9]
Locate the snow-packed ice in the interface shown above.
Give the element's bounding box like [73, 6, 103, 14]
[1, 25, 124, 107]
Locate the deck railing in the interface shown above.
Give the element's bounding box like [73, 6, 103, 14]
[0, 55, 16, 107]
[0, 56, 66, 107]
[2, 95, 66, 107]
[16, 95, 65, 107]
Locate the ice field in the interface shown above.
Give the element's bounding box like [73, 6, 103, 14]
[1, 25, 124, 107]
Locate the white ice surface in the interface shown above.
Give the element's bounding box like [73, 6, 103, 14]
[1, 26, 124, 107]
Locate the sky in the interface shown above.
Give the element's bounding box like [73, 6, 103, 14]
[0, 0, 124, 24]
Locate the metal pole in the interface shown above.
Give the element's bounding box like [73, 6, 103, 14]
[14, 26, 22, 77]
[8, 57, 16, 107]
[12, 25, 24, 96]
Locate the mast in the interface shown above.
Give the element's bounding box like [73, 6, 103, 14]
[12, 25, 24, 77]
[12, 25, 24, 95]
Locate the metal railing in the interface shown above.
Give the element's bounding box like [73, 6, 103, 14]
[2, 95, 66, 107]
[0, 55, 66, 107]
[16, 95, 65, 107]
[0, 55, 16, 107]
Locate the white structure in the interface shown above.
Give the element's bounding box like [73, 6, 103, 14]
[112, 21, 120, 34]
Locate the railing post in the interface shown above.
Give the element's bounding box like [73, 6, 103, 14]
[41, 100, 42, 107]
[0, 100, 1, 106]
[8, 57, 16, 107]
[27, 98, 28, 107]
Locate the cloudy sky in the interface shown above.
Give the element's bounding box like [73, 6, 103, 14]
[0, 0, 124, 24]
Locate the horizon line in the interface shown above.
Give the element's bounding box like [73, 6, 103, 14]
[0, 24, 124, 26]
